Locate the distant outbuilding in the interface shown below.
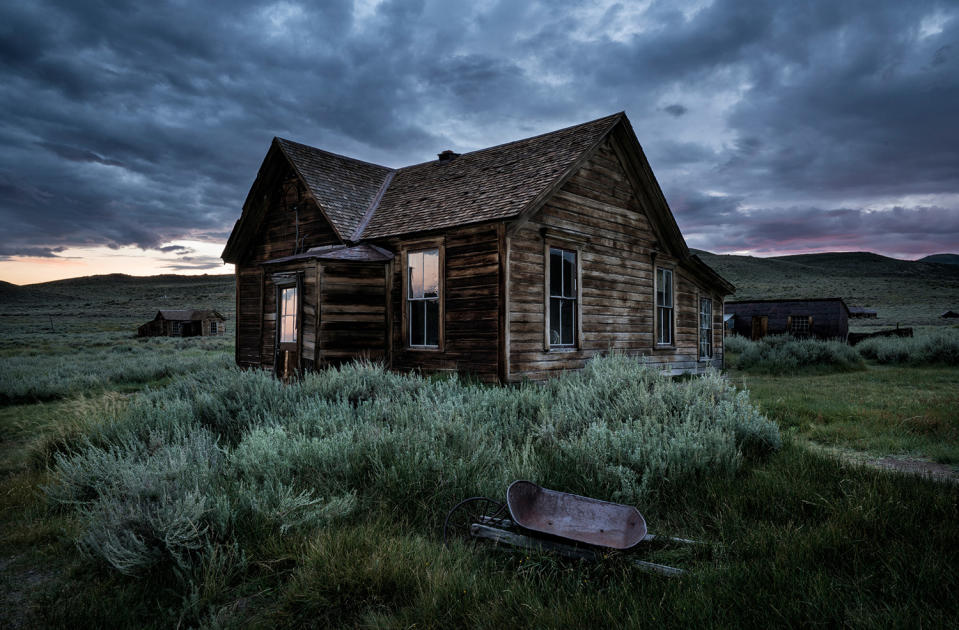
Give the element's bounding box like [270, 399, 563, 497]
[724, 298, 850, 341]
[942, 310, 959, 319]
[137, 310, 227, 337]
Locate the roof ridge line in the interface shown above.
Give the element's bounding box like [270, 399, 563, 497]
[393, 112, 624, 171]
[274, 137, 391, 171]
[351, 169, 396, 242]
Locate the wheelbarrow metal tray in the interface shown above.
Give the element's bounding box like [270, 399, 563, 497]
[506, 480, 647, 550]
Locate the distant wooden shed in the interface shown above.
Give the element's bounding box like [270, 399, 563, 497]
[724, 298, 849, 341]
[137, 310, 227, 337]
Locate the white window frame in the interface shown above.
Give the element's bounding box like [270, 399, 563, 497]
[210, 321, 218, 336]
[548, 246, 578, 348]
[279, 285, 298, 344]
[699, 297, 713, 359]
[172, 321, 182, 335]
[407, 248, 441, 348]
[655, 267, 674, 346]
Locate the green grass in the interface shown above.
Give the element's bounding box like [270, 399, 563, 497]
[731, 364, 959, 463]
[1, 271, 958, 628]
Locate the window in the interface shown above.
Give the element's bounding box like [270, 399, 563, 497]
[279, 286, 297, 343]
[789, 315, 811, 337]
[172, 321, 182, 335]
[548, 247, 577, 347]
[656, 267, 673, 345]
[408, 249, 440, 347]
[699, 297, 712, 359]
[210, 321, 218, 335]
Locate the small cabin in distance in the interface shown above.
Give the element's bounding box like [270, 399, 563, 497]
[725, 298, 849, 341]
[137, 310, 227, 338]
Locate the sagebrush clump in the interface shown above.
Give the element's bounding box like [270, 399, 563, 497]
[728, 334, 864, 374]
[856, 329, 959, 366]
[47, 356, 780, 577]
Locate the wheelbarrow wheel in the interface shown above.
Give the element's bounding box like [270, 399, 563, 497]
[443, 497, 507, 547]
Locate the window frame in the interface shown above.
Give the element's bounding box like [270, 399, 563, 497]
[543, 241, 583, 351]
[655, 266, 675, 347]
[402, 245, 445, 351]
[277, 284, 299, 345]
[210, 321, 218, 336]
[787, 314, 812, 337]
[699, 296, 713, 360]
[171, 321, 182, 336]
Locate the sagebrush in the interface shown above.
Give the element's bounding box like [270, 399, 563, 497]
[727, 334, 864, 374]
[856, 329, 959, 366]
[47, 356, 780, 578]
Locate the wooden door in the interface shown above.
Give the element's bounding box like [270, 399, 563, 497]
[751, 316, 768, 340]
[275, 277, 302, 380]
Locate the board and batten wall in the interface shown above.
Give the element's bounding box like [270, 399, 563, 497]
[506, 138, 724, 381]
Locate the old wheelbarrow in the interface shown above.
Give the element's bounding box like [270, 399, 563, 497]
[443, 480, 703, 577]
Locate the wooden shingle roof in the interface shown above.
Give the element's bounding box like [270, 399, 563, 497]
[274, 138, 393, 241]
[359, 113, 622, 239]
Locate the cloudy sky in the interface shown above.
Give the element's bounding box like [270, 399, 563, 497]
[1, 0, 957, 283]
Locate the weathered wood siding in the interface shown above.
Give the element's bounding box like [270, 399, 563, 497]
[236, 266, 263, 366]
[234, 160, 342, 369]
[318, 262, 388, 366]
[378, 223, 501, 382]
[507, 138, 724, 381]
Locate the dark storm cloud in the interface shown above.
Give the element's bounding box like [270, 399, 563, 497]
[0, 0, 957, 262]
[662, 104, 688, 117]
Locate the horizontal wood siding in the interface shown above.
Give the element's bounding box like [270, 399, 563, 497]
[318, 262, 388, 366]
[236, 266, 262, 366]
[508, 138, 724, 381]
[379, 223, 501, 382]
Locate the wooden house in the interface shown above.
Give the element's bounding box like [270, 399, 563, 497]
[137, 310, 227, 338]
[221, 112, 734, 381]
[724, 298, 849, 341]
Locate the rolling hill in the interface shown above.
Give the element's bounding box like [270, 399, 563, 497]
[919, 253, 959, 265]
[695, 250, 959, 329]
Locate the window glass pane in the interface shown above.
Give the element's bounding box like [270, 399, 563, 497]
[408, 251, 424, 298]
[561, 299, 575, 345]
[410, 301, 425, 345]
[425, 300, 439, 346]
[549, 297, 561, 345]
[549, 248, 562, 297]
[423, 249, 439, 298]
[656, 268, 665, 307]
[280, 287, 297, 343]
[563, 250, 576, 298]
[664, 270, 672, 307]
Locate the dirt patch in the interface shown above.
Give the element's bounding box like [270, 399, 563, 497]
[870, 456, 959, 483]
[799, 439, 959, 484]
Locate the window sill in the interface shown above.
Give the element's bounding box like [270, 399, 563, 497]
[547, 346, 580, 353]
[651, 344, 676, 352]
[405, 346, 443, 353]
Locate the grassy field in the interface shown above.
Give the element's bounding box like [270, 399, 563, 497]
[1, 266, 957, 628]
